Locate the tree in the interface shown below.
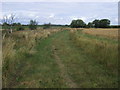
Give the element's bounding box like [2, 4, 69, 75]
[99, 19, 110, 28]
[9, 14, 16, 33]
[87, 22, 94, 28]
[2, 14, 16, 33]
[43, 23, 51, 29]
[29, 20, 38, 30]
[92, 19, 100, 28]
[70, 20, 77, 28]
[15, 23, 24, 31]
[12, 22, 21, 26]
[76, 19, 86, 28]
[70, 19, 86, 28]
[92, 19, 110, 28]
[2, 15, 10, 33]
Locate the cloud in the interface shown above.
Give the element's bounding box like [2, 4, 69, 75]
[115, 18, 118, 22]
[0, 14, 3, 19]
[2, 2, 118, 25]
[70, 16, 87, 22]
[49, 13, 55, 18]
[35, 16, 39, 19]
[79, 17, 87, 22]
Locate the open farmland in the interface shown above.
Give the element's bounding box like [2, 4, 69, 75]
[1, 1, 119, 89]
[82, 28, 119, 39]
[2, 28, 118, 88]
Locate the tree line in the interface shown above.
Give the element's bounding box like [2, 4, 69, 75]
[70, 19, 111, 28]
[1, 14, 119, 34]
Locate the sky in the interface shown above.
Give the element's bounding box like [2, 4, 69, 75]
[1, 2, 118, 25]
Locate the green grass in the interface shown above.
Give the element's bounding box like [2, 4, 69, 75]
[17, 33, 68, 88]
[70, 30, 118, 70]
[3, 29, 118, 88]
[3, 31, 68, 88]
[52, 30, 118, 88]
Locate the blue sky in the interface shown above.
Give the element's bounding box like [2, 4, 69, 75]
[1, 2, 118, 25]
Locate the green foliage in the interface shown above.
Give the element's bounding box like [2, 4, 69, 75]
[12, 23, 25, 31]
[16, 26, 24, 31]
[70, 19, 111, 28]
[92, 19, 110, 28]
[70, 19, 86, 28]
[2, 22, 10, 30]
[43, 23, 51, 29]
[92, 19, 100, 28]
[87, 22, 94, 28]
[2, 22, 24, 31]
[3, 22, 9, 26]
[29, 20, 38, 30]
[99, 19, 110, 28]
[13, 23, 21, 26]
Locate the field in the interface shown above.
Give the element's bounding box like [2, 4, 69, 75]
[2, 27, 118, 88]
[82, 28, 119, 39]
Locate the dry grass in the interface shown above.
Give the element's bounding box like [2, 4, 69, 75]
[3, 28, 63, 61]
[69, 29, 118, 72]
[2, 28, 62, 87]
[2, 27, 119, 88]
[82, 28, 119, 39]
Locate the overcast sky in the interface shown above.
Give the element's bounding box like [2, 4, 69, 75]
[1, 2, 118, 25]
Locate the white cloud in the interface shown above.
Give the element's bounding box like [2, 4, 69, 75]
[79, 17, 87, 21]
[0, 14, 3, 19]
[35, 16, 39, 19]
[49, 13, 55, 18]
[70, 16, 79, 20]
[2, 2, 118, 25]
[115, 18, 118, 22]
[70, 16, 87, 21]
[24, 11, 38, 18]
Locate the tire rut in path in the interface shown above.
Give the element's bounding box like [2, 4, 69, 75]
[52, 46, 78, 88]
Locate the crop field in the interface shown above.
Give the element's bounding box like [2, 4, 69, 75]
[2, 28, 118, 88]
[82, 28, 119, 39]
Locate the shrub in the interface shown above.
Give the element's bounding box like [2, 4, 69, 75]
[70, 19, 86, 28]
[29, 20, 38, 30]
[43, 23, 51, 29]
[17, 26, 24, 31]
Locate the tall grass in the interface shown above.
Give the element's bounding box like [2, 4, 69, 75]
[69, 30, 118, 74]
[2, 28, 61, 87]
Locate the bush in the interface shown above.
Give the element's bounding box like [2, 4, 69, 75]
[17, 26, 25, 31]
[43, 23, 51, 29]
[70, 19, 86, 28]
[29, 20, 38, 30]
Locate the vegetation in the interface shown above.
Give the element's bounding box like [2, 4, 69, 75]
[2, 14, 16, 33]
[70, 19, 86, 28]
[82, 28, 119, 39]
[1, 13, 119, 88]
[92, 19, 110, 28]
[70, 19, 110, 28]
[43, 23, 51, 29]
[2, 27, 118, 88]
[1, 17, 118, 31]
[2, 28, 61, 88]
[69, 29, 118, 71]
[87, 22, 94, 28]
[28, 20, 38, 30]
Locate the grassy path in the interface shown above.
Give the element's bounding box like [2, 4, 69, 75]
[52, 45, 77, 88]
[14, 30, 117, 88]
[15, 31, 68, 88]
